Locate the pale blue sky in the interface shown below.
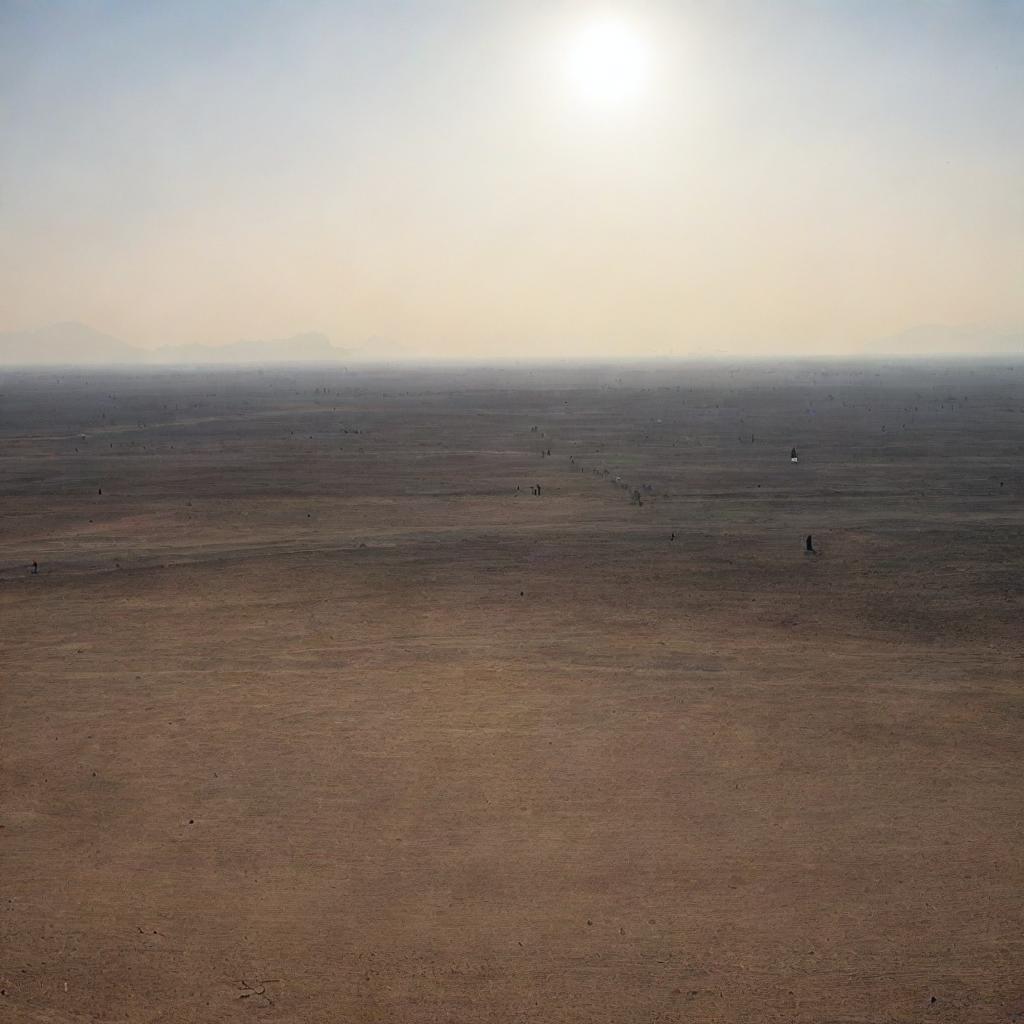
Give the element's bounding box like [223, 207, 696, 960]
[2, 0, 1022, 357]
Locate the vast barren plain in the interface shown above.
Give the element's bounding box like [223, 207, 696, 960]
[2, 362, 1022, 1023]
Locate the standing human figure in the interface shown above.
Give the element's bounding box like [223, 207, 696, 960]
[805, 534, 815, 554]
[31, 560, 38, 574]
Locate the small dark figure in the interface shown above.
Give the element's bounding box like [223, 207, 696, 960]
[805, 534, 815, 554]
[535, 484, 541, 496]
[790, 447, 798, 461]
[98, 487, 103, 495]
[31, 561, 38, 574]
[670, 533, 675, 542]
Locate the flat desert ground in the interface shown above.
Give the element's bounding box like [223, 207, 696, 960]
[2, 362, 1022, 1023]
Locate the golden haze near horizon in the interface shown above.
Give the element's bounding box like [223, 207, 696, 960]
[0, 0, 1021, 359]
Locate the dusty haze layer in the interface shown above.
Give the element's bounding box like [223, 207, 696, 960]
[2, 0, 1022, 358]
[2, 362, 1022, 1023]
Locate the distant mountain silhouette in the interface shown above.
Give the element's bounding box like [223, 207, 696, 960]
[152, 332, 349, 364]
[0, 324, 351, 365]
[0, 322, 144, 364]
[11, 321, 1016, 365]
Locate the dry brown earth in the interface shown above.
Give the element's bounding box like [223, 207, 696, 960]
[2, 363, 1022, 1022]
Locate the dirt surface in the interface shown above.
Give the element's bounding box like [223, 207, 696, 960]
[2, 362, 1022, 1023]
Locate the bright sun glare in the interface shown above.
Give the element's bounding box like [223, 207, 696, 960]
[566, 16, 651, 107]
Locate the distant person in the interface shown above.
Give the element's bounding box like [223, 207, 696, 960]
[805, 534, 815, 554]
[790, 448, 798, 463]
[31, 561, 38, 574]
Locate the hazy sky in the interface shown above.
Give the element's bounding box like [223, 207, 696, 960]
[1, 0, 1022, 358]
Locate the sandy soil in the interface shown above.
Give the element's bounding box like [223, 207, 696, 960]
[2, 362, 1022, 1023]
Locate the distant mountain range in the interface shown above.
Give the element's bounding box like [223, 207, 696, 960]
[151, 332, 347, 364]
[0, 323, 353, 365]
[0, 321, 1020, 366]
[0, 322, 143, 365]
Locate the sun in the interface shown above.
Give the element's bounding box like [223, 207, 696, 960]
[565, 15, 651, 107]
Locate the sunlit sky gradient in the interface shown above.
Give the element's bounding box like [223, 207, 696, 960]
[1, 0, 1022, 359]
